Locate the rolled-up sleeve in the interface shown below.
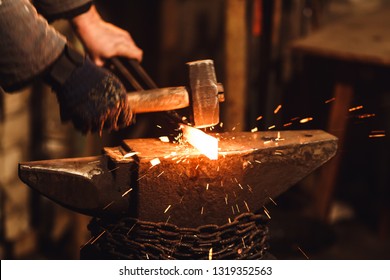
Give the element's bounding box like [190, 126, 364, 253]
[0, 0, 66, 91]
[33, 0, 93, 21]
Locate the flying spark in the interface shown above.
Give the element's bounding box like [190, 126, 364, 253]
[325, 97, 336, 104]
[251, 127, 258, 132]
[208, 248, 213, 260]
[201, 206, 204, 215]
[297, 246, 309, 259]
[349, 105, 363, 112]
[357, 113, 375, 119]
[274, 104, 282, 114]
[122, 188, 133, 197]
[283, 122, 292, 127]
[91, 230, 106, 244]
[269, 197, 277, 206]
[300, 117, 313, 123]
[156, 125, 162, 128]
[164, 205, 171, 213]
[103, 201, 114, 210]
[244, 201, 250, 211]
[256, 115, 263, 121]
[156, 171, 165, 177]
[268, 125, 276, 130]
[236, 204, 241, 213]
[206, 183, 209, 190]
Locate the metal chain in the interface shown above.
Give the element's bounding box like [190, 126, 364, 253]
[81, 212, 269, 260]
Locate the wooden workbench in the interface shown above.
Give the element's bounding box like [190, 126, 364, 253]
[291, 7, 390, 221]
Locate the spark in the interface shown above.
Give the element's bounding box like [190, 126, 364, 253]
[217, 166, 220, 171]
[268, 125, 276, 130]
[206, 183, 209, 190]
[255, 160, 262, 164]
[159, 136, 170, 142]
[220, 122, 224, 128]
[247, 185, 253, 193]
[150, 158, 161, 166]
[108, 166, 119, 172]
[91, 230, 106, 244]
[137, 174, 148, 181]
[357, 113, 375, 119]
[103, 201, 114, 210]
[269, 197, 277, 206]
[369, 131, 386, 138]
[156, 171, 165, 177]
[232, 126, 236, 131]
[201, 206, 204, 215]
[274, 150, 283, 155]
[208, 248, 213, 260]
[263, 207, 271, 219]
[297, 246, 309, 259]
[165, 216, 171, 225]
[179, 196, 184, 203]
[291, 117, 300, 121]
[127, 223, 136, 235]
[164, 205, 171, 213]
[231, 206, 235, 215]
[225, 194, 229, 205]
[256, 115, 263, 121]
[325, 97, 336, 104]
[156, 125, 162, 128]
[244, 201, 250, 212]
[87, 160, 101, 165]
[123, 152, 138, 159]
[221, 180, 224, 187]
[122, 188, 133, 197]
[349, 105, 363, 112]
[251, 127, 258, 132]
[274, 104, 282, 114]
[242, 238, 246, 248]
[237, 248, 243, 254]
[146, 254, 149, 260]
[228, 218, 232, 223]
[236, 204, 241, 213]
[238, 183, 243, 189]
[283, 122, 293, 127]
[195, 164, 200, 169]
[300, 117, 313, 123]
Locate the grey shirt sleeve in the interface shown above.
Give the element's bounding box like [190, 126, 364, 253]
[32, 0, 93, 21]
[0, 0, 66, 91]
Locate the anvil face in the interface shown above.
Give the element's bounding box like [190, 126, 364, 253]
[19, 130, 337, 227]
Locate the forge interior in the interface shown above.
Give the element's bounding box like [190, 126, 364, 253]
[0, 0, 389, 259]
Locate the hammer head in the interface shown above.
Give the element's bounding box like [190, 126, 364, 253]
[187, 60, 224, 128]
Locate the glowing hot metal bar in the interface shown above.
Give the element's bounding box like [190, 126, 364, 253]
[180, 124, 218, 160]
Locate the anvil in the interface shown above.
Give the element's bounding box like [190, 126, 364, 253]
[19, 130, 337, 227]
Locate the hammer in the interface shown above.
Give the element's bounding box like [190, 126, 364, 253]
[111, 58, 224, 128]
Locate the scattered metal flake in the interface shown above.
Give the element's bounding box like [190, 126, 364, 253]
[150, 158, 161, 166]
[123, 152, 139, 159]
[159, 136, 170, 143]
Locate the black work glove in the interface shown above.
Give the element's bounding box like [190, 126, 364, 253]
[47, 45, 133, 134]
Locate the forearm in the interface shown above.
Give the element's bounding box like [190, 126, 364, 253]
[0, 0, 66, 91]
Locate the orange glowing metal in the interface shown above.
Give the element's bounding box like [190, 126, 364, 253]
[180, 124, 218, 160]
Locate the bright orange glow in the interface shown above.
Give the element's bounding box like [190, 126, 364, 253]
[181, 124, 218, 160]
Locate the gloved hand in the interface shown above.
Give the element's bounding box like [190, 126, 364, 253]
[48, 46, 133, 134]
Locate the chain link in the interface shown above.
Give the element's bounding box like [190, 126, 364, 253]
[81, 212, 270, 260]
